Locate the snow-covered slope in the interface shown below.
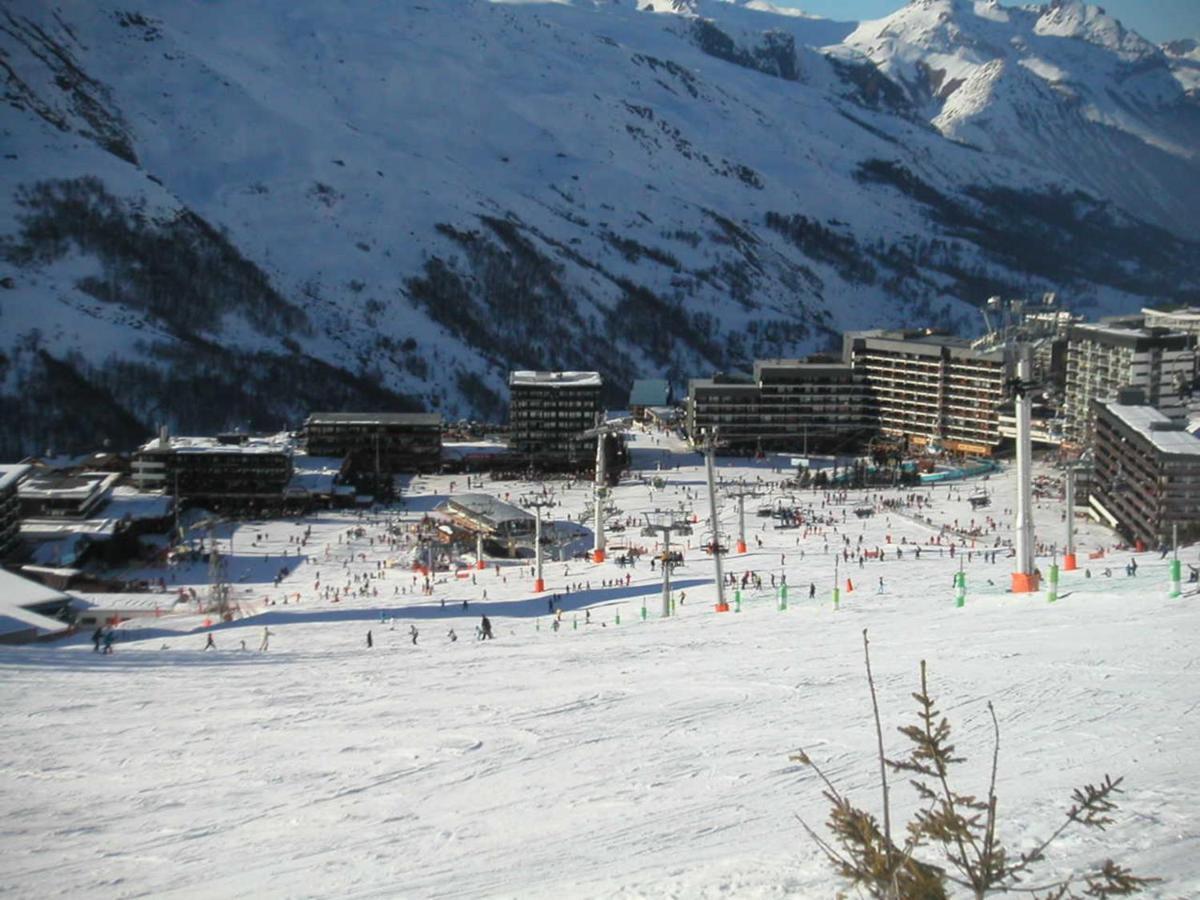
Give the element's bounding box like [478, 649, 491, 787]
[1, 437, 1197, 896]
[1, 0, 1198, 456]
[840, 0, 1200, 232]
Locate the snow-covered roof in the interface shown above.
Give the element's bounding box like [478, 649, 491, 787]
[138, 434, 295, 455]
[0, 464, 30, 493]
[509, 371, 602, 388]
[21, 519, 121, 541]
[0, 605, 70, 639]
[17, 470, 119, 501]
[442, 441, 510, 460]
[1101, 402, 1200, 457]
[0, 566, 72, 608]
[306, 412, 441, 426]
[68, 592, 186, 613]
[0, 568, 72, 639]
[286, 456, 344, 496]
[443, 493, 534, 528]
[103, 486, 174, 520]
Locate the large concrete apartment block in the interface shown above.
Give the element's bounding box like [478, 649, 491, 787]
[1063, 323, 1196, 447]
[843, 331, 1007, 456]
[508, 371, 602, 466]
[1090, 395, 1200, 546]
[687, 359, 873, 452]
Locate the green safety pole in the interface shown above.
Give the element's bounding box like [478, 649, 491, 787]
[1047, 563, 1059, 604]
[670, 595, 676, 616]
[734, 589, 742, 613]
[955, 571, 965, 609]
[640, 602, 647, 621]
[615, 607, 621, 625]
[832, 586, 840, 609]
[536, 618, 541, 632]
[573, 615, 578, 630]
[1170, 559, 1182, 599]
[779, 584, 788, 611]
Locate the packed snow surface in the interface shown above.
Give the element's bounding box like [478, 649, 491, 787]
[2, 429, 1198, 898]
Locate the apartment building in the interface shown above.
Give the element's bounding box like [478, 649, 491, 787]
[133, 431, 293, 508]
[508, 371, 602, 466]
[1090, 392, 1200, 546]
[843, 331, 1007, 456]
[1063, 323, 1195, 447]
[304, 412, 442, 474]
[686, 359, 873, 452]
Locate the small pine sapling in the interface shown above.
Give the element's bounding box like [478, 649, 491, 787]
[791, 629, 1158, 899]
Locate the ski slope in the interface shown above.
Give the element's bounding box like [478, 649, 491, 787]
[2, 429, 1198, 898]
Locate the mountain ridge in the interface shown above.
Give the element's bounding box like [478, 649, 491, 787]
[1, 0, 1197, 457]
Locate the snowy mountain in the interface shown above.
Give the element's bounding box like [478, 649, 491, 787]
[2, 0, 1198, 457]
[839, 0, 1200, 235]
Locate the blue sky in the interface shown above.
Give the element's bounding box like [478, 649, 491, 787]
[771, 1, 1199, 44]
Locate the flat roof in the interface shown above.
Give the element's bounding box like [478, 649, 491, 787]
[846, 330, 1004, 362]
[1101, 402, 1200, 457]
[509, 371, 602, 388]
[1069, 323, 1194, 351]
[17, 471, 119, 500]
[103, 486, 174, 520]
[444, 493, 534, 525]
[0, 566, 72, 609]
[306, 412, 442, 426]
[138, 434, 295, 455]
[0, 464, 31, 492]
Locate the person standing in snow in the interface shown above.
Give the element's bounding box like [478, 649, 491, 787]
[366, 630, 373, 649]
[92, 626, 103, 652]
[204, 633, 216, 651]
[410, 624, 419, 645]
[480, 615, 493, 640]
[259, 627, 273, 651]
[102, 629, 115, 654]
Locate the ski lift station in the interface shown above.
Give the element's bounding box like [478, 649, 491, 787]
[441, 494, 536, 541]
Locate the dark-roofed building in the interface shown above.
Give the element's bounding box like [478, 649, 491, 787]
[304, 412, 442, 474]
[687, 359, 873, 453]
[629, 379, 672, 421]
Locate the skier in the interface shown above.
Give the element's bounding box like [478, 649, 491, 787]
[410, 624, 419, 645]
[102, 629, 115, 654]
[480, 615, 493, 640]
[448, 628, 457, 643]
[204, 633, 216, 651]
[366, 630, 373, 649]
[809, 582, 816, 600]
[259, 627, 273, 651]
[92, 626, 103, 652]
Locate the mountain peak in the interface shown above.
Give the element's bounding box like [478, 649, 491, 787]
[1034, 0, 1157, 61]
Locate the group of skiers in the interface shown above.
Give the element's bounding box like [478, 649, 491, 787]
[365, 616, 493, 648]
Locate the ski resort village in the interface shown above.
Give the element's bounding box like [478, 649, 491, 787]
[3, 0, 1200, 897]
[3, 306, 1200, 897]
